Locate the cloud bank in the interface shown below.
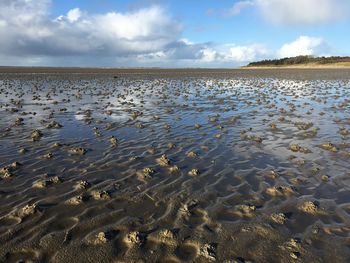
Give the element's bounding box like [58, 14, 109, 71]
[229, 0, 350, 25]
[278, 36, 329, 58]
[0, 0, 272, 66]
[0, 0, 337, 67]
[0, 0, 181, 57]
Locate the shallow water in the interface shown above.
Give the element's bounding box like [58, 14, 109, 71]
[0, 71, 350, 262]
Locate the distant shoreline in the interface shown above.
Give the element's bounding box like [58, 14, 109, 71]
[244, 55, 350, 69]
[243, 62, 350, 69]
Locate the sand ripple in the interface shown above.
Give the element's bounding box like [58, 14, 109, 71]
[0, 71, 350, 262]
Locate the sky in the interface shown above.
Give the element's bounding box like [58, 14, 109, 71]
[0, 0, 350, 67]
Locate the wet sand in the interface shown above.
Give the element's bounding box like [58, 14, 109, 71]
[0, 69, 350, 262]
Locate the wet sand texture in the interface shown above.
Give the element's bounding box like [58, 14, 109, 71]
[0, 69, 350, 262]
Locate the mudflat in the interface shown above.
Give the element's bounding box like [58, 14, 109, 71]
[1, 67, 350, 79]
[0, 69, 350, 262]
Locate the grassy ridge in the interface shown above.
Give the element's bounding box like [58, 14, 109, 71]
[246, 56, 350, 67]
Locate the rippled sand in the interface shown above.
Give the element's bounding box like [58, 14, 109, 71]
[0, 70, 350, 262]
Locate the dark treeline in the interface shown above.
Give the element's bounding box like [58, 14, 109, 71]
[247, 56, 350, 66]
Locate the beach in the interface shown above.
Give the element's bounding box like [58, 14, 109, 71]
[0, 69, 350, 262]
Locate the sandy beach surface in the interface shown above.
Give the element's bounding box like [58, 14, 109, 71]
[1, 69, 350, 262]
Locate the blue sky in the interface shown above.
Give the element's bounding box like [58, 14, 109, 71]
[0, 0, 349, 67]
[51, 0, 349, 50]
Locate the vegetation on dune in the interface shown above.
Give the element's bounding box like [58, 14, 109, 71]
[247, 55, 350, 67]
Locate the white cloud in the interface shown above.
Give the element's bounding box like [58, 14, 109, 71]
[0, 20, 7, 28]
[67, 8, 82, 23]
[226, 1, 254, 16]
[225, 0, 350, 25]
[179, 38, 194, 45]
[199, 48, 218, 62]
[0, 0, 182, 58]
[278, 36, 328, 58]
[256, 0, 349, 25]
[223, 44, 269, 62]
[136, 42, 270, 66]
